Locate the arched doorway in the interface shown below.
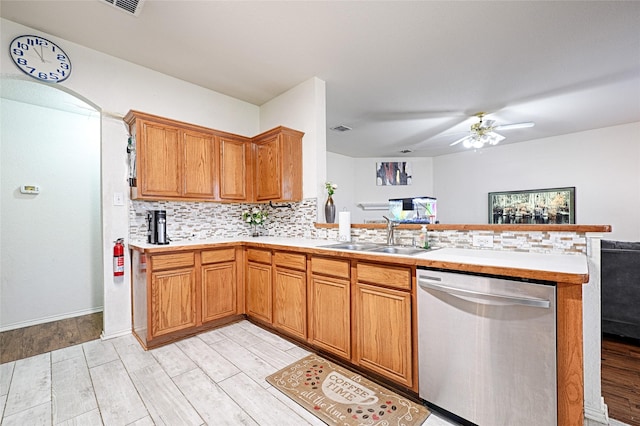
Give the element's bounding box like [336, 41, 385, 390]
[0, 78, 103, 343]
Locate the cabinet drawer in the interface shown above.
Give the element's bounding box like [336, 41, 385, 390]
[311, 257, 350, 279]
[357, 263, 411, 290]
[274, 251, 306, 271]
[247, 248, 272, 264]
[201, 248, 235, 264]
[151, 252, 195, 271]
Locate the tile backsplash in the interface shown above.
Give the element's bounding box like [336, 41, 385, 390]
[318, 227, 588, 255]
[130, 199, 589, 255]
[129, 198, 318, 242]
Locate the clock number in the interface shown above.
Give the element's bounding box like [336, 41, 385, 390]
[15, 42, 29, 50]
[27, 38, 48, 47]
[60, 63, 70, 70]
[16, 58, 28, 66]
[38, 72, 49, 80]
[49, 73, 60, 81]
[12, 48, 24, 57]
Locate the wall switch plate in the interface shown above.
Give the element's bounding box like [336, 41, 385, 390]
[113, 192, 125, 206]
[473, 235, 494, 248]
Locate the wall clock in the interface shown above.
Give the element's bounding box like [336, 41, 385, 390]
[9, 35, 72, 83]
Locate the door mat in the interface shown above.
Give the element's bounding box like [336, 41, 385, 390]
[266, 354, 430, 425]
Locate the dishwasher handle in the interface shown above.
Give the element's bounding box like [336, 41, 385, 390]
[418, 278, 550, 309]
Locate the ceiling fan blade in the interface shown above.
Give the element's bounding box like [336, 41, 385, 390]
[450, 135, 471, 146]
[494, 121, 535, 131]
[487, 131, 506, 144]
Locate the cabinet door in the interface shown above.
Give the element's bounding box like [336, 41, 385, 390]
[274, 268, 307, 339]
[201, 262, 236, 323]
[309, 275, 350, 359]
[183, 130, 215, 199]
[355, 283, 412, 387]
[219, 137, 249, 200]
[246, 262, 272, 323]
[150, 268, 197, 337]
[140, 122, 181, 197]
[254, 135, 281, 201]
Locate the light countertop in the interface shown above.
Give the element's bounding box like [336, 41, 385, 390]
[130, 236, 589, 283]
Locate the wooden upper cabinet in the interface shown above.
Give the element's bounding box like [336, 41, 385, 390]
[252, 126, 304, 202]
[183, 130, 215, 199]
[125, 111, 303, 203]
[254, 135, 280, 200]
[140, 121, 182, 197]
[219, 136, 251, 201]
[125, 111, 216, 201]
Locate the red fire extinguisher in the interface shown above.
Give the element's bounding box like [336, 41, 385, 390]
[113, 238, 125, 277]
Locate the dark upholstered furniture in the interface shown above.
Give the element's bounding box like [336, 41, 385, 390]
[601, 240, 640, 340]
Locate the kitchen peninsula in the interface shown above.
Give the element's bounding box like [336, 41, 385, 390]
[129, 223, 610, 426]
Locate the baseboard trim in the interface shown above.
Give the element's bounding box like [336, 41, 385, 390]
[584, 397, 609, 425]
[101, 329, 132, 341]
[0, 307, 103, 332]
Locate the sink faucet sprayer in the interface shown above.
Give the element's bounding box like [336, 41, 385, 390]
[382, 216, 399, 245]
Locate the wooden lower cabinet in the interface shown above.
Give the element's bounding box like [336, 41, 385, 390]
[354, 282, 413, 387]
[201, 260, 237, 323]
[273, 268, 306, 339]
[150, 267, 197, 338]
[133, 248, 241, 349]
[273, 251, 307, 339]
[246, 249, 273, 323]
[309, 274, 351, 359]
[309, 256, 352, 359]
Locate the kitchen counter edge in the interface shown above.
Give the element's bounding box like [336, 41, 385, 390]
[129, 237, 589, 285]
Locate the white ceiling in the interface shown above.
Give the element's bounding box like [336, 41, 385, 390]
[2, 1, 639, 157]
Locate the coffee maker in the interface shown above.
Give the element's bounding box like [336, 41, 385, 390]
[147, 210, 169, 245]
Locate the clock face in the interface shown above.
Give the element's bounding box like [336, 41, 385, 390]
[9, 35, 72, 83]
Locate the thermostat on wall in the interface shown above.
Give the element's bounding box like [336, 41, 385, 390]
[20, 185, 40, 194]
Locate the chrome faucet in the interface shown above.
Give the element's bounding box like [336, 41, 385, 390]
[382, 216, 399, 246]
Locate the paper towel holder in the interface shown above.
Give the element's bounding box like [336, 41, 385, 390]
[269, 201, 292, 209]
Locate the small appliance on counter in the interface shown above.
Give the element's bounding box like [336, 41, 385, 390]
[388, 196, 437, 223]
[147, 210, 169, 245]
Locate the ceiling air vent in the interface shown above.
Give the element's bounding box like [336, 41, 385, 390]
[101, 0, 145, 16]
[330, 125, 352, 132]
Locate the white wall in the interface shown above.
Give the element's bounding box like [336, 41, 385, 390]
[326, 153, 435, 223]
[0, 99, 101, 330]
[1, 18, 261, 338]
[260, 77, 327, 219]
[1, 18, 327, 338]
[433, 122, 640, 241]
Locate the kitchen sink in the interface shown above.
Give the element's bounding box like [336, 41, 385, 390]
[367, 245, 428, 255]
[319, 242, 434, 256]
[318, 242, 381, 251]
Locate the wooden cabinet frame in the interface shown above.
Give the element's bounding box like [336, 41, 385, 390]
[124, 111, 303, 203]
[131, 246, 243, 349]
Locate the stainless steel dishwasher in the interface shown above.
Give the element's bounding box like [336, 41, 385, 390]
[417, 268, 557, 426]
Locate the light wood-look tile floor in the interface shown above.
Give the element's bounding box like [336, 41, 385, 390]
[0, 320, 456, 426]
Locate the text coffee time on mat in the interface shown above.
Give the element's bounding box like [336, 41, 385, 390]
[266, 354, 430, 425]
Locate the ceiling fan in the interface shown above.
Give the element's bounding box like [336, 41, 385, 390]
[450, 112, 535, 149]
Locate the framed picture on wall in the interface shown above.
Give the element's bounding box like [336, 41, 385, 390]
[376, 162, 412, 186]
[488, 187, 575, 224]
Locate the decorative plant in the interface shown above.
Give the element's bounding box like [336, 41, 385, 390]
[242, 207, 268, 226]
[325, 182, 338, 197]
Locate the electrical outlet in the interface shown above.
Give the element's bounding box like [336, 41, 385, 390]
[472, 235, 494, 248]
